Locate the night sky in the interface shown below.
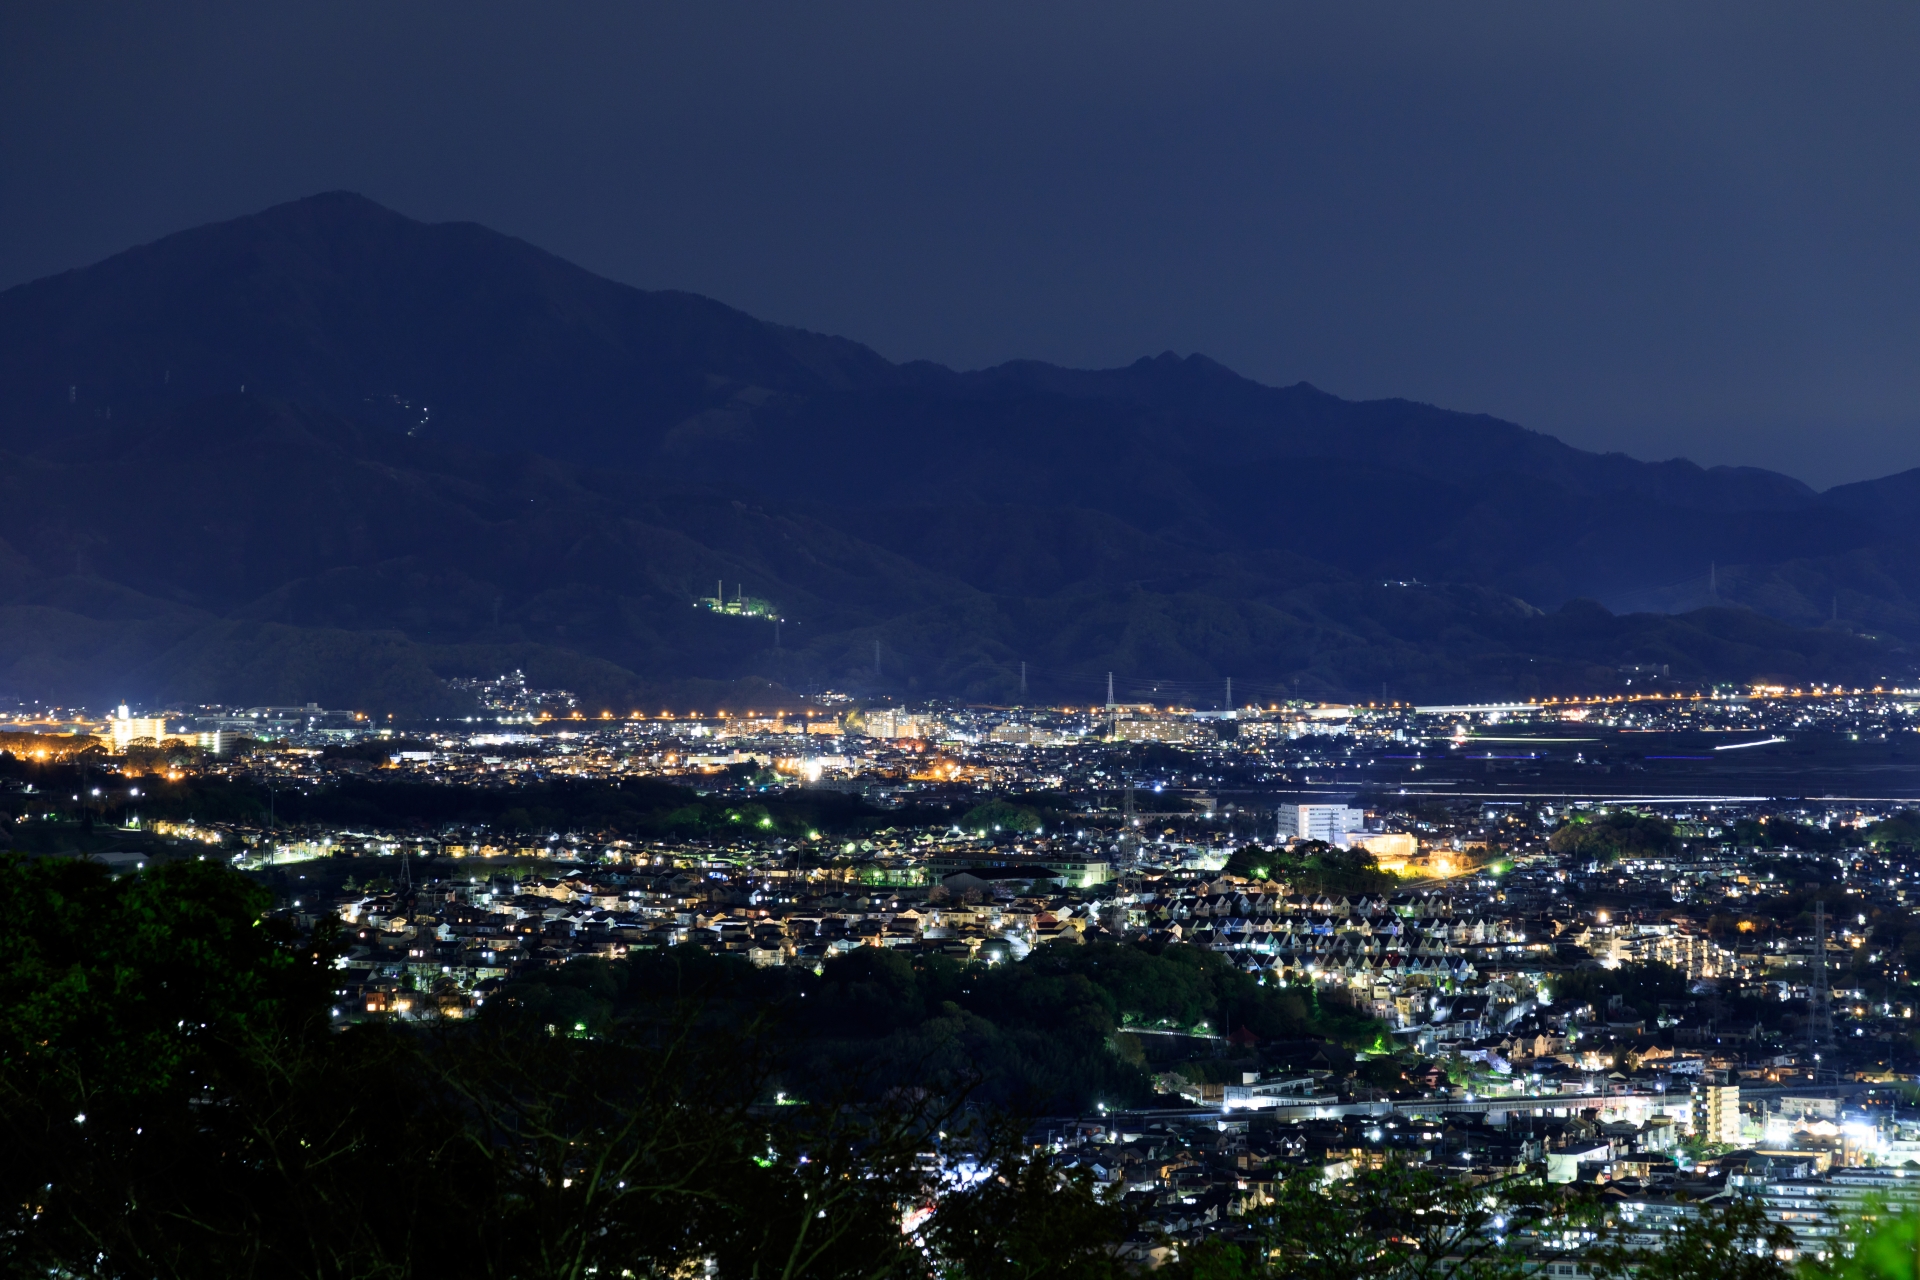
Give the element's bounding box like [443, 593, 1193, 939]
[5, 1, 1918, 488]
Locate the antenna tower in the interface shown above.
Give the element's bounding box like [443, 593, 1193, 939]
[1020, 661, 1027, 699]
[1809, 899, 1835, 1065]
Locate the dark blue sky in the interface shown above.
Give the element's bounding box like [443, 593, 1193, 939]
[4, 1, 1918, 488]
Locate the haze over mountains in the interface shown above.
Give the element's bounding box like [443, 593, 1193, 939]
[0, 192, 1914, 714]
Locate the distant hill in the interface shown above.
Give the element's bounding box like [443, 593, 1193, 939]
[0, 193, 1913, 712]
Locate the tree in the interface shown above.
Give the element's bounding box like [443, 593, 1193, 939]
[1588, 1196, 1801, 1280]
[1829, 1205, 1920, 1280]
[1549, 961, 1688, 1020]
[0, 852, 422, 1278]
[1727, 816, 1846, 854]
[1866, 811, 1920, 853]
[961, 798, 1043, 834]
[1240, 1161, 1552, 1280]
[1224, 844, 1275, 879]
[1230, 842, 1396, 894]
[1160, 1237, 1254, 1280]
[924, 1141, 1133, 1280]
[1549, 813, 1674, 861]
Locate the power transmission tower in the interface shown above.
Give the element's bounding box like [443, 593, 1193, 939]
[1119, 781, 1139, 874]
[1808, 899, 1835, 1071]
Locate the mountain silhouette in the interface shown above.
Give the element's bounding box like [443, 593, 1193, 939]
[0, 193, 1913, 712]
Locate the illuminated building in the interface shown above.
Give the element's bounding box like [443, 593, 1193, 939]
[1112, 717, 1201, 744]
[862, 710, 942, 739]
[1277, 803, 1363, 844]
[1699, 1083, 1741, 1145]
[696, 580, 779, 619]
[107, 703, 168, 752]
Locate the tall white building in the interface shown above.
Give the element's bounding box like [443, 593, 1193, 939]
[1276, 803, 1363, 844]
[108, 703, 169, 753]
[861, 710, 942, 740]
[1698, 1083, 1741, 1146]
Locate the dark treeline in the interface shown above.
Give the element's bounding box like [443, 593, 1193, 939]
[496, 939, 1380, 1114]
[1220, 842, 1398, 895]
[1546, 961, 1690, 1022]
[1547, 812, 1678, 861]
[0, 749, 956, 842]
[1547, 810, 1920, 862]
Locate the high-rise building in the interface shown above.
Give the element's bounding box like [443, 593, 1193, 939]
[861, 710, 941, 740]
[1276, 804, 1363, 844]
[1112, 718, 1200, 744]
[1698, 1083, 1741, 1146]
[107, 703, 168, 752]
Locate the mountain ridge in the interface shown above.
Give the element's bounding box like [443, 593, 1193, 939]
[0, 193, 1914, 711]
[0, 192, 1833, 505]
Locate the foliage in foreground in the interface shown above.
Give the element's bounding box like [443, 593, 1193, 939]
[16, 855, 1920, 1280]
[0, 854, 1129, 1280]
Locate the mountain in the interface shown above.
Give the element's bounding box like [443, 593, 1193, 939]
[0, 192, 894, 459]
[0, 193, 1913, 713]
